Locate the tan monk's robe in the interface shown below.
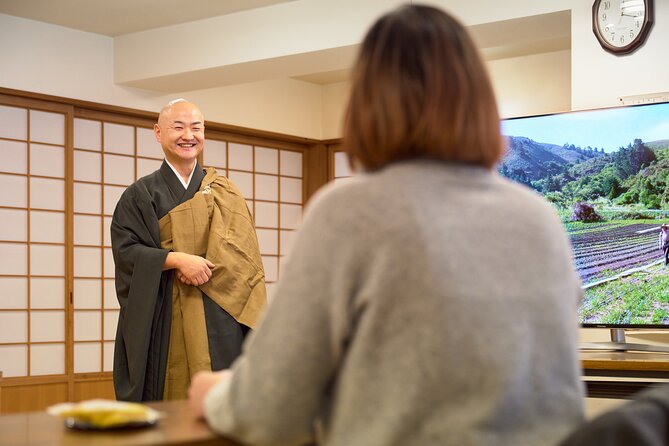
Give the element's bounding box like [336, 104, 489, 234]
[159, 168, 266, 399]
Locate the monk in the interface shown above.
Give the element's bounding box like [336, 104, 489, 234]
[111, 99, 266, 401]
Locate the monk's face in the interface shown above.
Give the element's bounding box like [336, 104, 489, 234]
[154, 101, 205, 166]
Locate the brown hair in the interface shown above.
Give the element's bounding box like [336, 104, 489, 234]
[343, 4, 503, 171]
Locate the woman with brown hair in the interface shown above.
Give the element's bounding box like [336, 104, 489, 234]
[189, 5, 585, 445]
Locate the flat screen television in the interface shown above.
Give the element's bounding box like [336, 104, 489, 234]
[500, 102, 669, 350]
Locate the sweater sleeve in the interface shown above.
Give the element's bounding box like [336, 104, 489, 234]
[203, 184, 365, 446]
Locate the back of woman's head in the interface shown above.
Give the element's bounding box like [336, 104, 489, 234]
[344, 4, 503, 171]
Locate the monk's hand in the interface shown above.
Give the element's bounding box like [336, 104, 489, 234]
[175, 253, 215, 286]
[189, 370, 232, 419]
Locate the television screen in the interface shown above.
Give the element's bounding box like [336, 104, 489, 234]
[500, 102, 669, 328]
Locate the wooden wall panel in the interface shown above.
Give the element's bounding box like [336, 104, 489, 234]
[1, 382, 68, 413]
[73, 377, 115, 401]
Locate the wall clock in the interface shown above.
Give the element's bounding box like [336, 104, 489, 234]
[592, 0, 654, 55]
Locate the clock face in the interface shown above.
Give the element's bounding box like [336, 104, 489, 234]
[593, 0, 653, 54]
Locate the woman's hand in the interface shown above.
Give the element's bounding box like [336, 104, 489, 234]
[188, 369, 232, 418]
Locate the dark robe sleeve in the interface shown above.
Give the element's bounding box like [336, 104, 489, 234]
[111, 181, 171, 401]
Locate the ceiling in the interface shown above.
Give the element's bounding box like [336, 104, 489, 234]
[0, 1, 570, 87]
[0, 0, 294, 36]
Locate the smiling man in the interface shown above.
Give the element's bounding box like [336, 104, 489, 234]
[110, 99, 267, 402]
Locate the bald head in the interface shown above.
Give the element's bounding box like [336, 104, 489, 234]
[154, 100, 205, 171]
[158, 99, 204, 126]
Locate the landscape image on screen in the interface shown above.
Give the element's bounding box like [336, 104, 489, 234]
[500, 102, 669, 326]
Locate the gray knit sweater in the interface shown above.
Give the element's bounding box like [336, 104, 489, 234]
[204, 159, 585, 446]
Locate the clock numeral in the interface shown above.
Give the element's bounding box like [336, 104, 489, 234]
[620, 35, 625, 44]
[630, 30, 635, 38]
[602, 12, 607, 21]
[603, 1, 611, 10]
[636, 21, 641, 28]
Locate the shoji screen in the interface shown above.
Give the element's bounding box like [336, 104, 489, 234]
[72, 117, 163, 374]
[331, 147, 354, 182]
[0, 90, 312, 412]
[0, 103, 70, 378]
[202, 140, 304, 301]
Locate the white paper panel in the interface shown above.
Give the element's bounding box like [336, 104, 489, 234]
[104, 153, 134, 185]
[103, 341, 114, 372]
[74, 118, 101, 151]
[103, 185, 126, 216]
[280, 177, 302, 203]
[255, 174, 278, 201]
[265, 282, 277, 304]
[246, 199, 254, 217]
[74, 278, 102, 309]
[30, 144, 64, 178]
[228, 142, 253, 171]
[104, 279, 119, 309]
[203, 139, 226, 168]
[136, 158, 162, 179]
[255, 147, 278, 174]
[74, 246, 101, 277]
[280, 150, 303, 177]
[280, 230, 297, 257]
[0, 208, 27, 241]
[30, 177, 65, 210]
[254, 202, 278, 228]
[256, 229, 278, 255]
[0, 105, 27, 140]
[0, 311, 27, 343]
[74, 311, 101, 341]
[280, 204, 302, 230]
[104, 310, 118, 341]
[103, 248, 115, 278]
[74, 214, 102, 245]
[74, 150, 101, 182]
[31, 277, 65, 309]
[31, 343, 64, 375]
[74, 342, 101, 373]
[0, 345, 27, 377]
[30, 211, 64, 243]
[31, 311, 65, 342]
[136, 127, 162, 158]
[0, 277, 28, 309]
[30, 110, 64, 145]
[0, 174, 27, 207]
[334, 151, 353, 178]
[0, 243, 27, 275]
[103, 216, 113, 247]
[73, 182, 101, 214]
[30, 244, 65, 276]
[0, 139, 28, 173]
[279, 256, 288, 279]
[262, 256, 278, 282]
[228, 170, 253, 198]
[103, 122, 134, 155]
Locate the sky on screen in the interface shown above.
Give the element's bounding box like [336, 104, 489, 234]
[501, 102, 669, 153]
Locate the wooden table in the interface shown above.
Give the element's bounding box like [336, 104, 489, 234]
[0, 400, 242, 446]
[581, 351, 669, 399]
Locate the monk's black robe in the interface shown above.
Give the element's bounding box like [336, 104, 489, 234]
[111, 161, 245, 402]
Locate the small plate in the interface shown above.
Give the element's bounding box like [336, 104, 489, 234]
[48, 399, 161, 431]
[64, 417, 158, 431]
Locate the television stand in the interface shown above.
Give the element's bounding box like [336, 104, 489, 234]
[580, 329, 669, 353]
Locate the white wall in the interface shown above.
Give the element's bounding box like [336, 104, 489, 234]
[571, 0, 669, 110]
[3, 2, 669, 138]
[0, 13, 325, 139]
[488, 50, 571, 119]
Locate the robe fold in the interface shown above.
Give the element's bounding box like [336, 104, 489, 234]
[111, 162, 266, 402]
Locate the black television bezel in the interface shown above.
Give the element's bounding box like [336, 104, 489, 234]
[501, 101, 669, 330]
